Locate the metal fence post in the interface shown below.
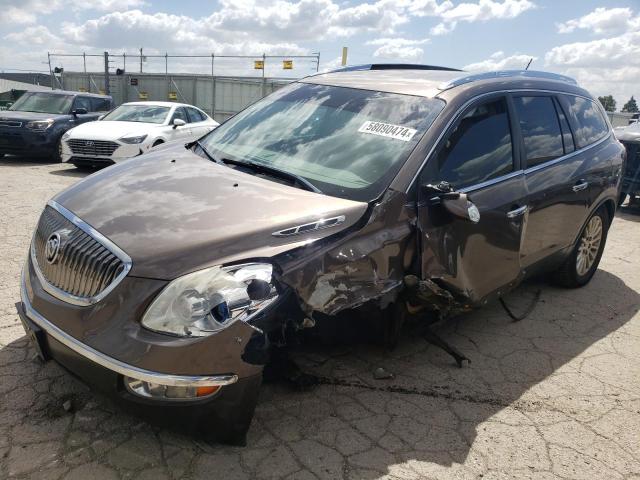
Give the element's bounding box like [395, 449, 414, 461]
[47, 52, 54, 90]
[211, 54, 216, 118]
[262, 53, 266, 98]
[104, 51, 111, 96]
[165, 53, 169, 100]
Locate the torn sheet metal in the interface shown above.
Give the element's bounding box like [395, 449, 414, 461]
[276, 190, 416, 316]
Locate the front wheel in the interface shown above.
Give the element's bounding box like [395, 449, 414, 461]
[552, 207, 609, 288]
[53, 138, 63, 162]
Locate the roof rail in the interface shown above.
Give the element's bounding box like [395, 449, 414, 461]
[439, 70, 578, 90]
[330, 64, 462, 73]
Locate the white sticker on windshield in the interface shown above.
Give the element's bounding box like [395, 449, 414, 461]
[358, 121, 417, 142]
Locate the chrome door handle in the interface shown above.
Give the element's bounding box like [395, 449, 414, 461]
[507, 205, 528, 218]
[572, 181, 589, 192]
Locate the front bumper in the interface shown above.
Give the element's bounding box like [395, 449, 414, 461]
[0, 127, 58, 156]
[18, 269, 263, 445]
[61, 140, 147, 166]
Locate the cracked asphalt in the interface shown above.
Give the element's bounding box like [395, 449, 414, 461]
[1, 157, 639, 480]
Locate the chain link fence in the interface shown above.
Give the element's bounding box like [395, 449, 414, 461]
[47, 52, 321, 123]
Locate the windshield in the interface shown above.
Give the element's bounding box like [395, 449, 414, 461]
[102, 105, 170, 124]
[199, 83, 445, 201]
[9, 92, 73, 114]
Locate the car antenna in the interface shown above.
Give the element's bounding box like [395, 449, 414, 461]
[525, 58, 533, 70]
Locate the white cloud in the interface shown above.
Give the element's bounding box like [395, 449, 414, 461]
[463, 50, 536, 70]
[463, 28, 639, 107]
[557, 7, 640, 36]
[366, 37, 430, 61]
[435, 0, 535, 33]
[545, 31, 640, 69]
[5, 6, 37, 24]
[430, 21, 456, 35]
[366, 37, 430, 46]
[372, 45, 425, 61]
[1, 0, 146, 24]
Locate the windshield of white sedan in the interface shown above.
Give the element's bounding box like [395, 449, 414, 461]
[199, 83, 445, 201]
[102, 105, 170, 124]
[9, 93, 73, 114]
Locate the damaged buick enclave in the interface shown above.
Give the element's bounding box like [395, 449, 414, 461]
[18, 65, 624, 444]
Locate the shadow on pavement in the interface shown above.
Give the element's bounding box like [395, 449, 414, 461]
[1, 269, 638, 478]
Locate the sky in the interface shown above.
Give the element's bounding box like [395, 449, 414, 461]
[0, 0, 638, 108]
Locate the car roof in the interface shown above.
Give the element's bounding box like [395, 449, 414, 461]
[302, 69, 461, 98]
[122, 101, 201, 108]
[25, 89, 112, 99]
[302, 67, 589, 99]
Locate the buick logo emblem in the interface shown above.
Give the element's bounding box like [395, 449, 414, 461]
[45, 233, 62, 265]
[85, 140, 94, 147]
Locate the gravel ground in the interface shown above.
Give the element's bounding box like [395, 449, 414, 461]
[1, 157, 639, 480]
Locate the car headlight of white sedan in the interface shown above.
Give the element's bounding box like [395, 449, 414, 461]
[119, 134, 148, 144]
[141, 263, 278, 337]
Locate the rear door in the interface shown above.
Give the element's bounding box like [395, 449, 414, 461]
[185, 107, 211, 138]
[417, 94, 527, 304]
[516, 93, 602, 269]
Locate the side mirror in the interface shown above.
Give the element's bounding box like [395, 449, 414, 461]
[441, 193, 481, 223]
[173, 118, 186, 129]
[72, 108, 88, 116]
[422, 182, 480, 223]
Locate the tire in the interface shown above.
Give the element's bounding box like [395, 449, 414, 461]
[53, 137, 63, 163]
[552, 206, 609, 288]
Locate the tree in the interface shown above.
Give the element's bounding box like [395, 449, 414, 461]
[598, 95, 616, 112]
[622, 96, 638, 113]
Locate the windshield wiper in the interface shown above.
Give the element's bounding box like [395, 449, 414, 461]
[221, 157, 322, 194]
[190, 141, 224, 165]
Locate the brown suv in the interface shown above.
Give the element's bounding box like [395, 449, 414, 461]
[17, 65, 625, 444]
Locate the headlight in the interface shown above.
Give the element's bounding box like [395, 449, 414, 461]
[25, 119, 54, 131]
[141, 263, 278, 337]
[62, 131, 71, 141]
[119, 134, 148, 144]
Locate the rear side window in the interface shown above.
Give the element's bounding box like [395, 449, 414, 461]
[91, 98, 111, 112]
[553, 97, 575, 154]
[436, 98, 514, 189]
[563, 95, 609, 148]
[187, 107, 206, 122]
[514, 96, 563, 168]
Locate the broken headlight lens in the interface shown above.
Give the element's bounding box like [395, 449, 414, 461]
[141, 263, 278, 337]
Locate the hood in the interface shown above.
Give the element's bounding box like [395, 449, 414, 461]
[68, 120, 161, 140]
[0, 111, 67, 122]
[53, 144, 368, 280]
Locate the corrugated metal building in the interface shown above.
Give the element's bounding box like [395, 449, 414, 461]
[60, 72, 292, 123]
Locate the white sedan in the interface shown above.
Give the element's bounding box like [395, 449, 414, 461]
[61, 101, 219, 168]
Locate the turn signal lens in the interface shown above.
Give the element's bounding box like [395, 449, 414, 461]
[196, 386, 220, 397]
[124, 377, 221, 401]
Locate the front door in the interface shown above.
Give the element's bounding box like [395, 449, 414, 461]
[417, 95, 527, 304]
[167, 107, 192, 142]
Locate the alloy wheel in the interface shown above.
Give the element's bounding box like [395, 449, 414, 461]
[576, 215, 603, 276]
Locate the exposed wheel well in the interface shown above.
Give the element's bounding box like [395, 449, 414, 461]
[602, 199, 615, 226]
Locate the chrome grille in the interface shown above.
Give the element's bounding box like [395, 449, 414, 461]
[67, 139, 119, 157]
[32, 205, 128, 303]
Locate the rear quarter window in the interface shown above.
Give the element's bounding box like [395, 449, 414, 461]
[561, 95, 609, 149]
